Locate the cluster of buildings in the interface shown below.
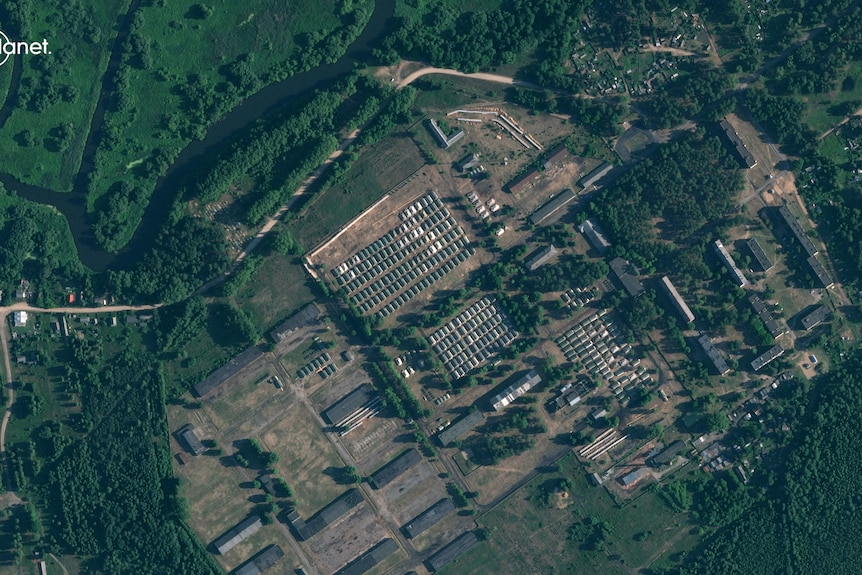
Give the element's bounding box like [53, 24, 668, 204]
[428, 296, 519, 379]
[555, 309, 651, 401]
[296, 352, 336, 379]
[331, 192, 474, 318]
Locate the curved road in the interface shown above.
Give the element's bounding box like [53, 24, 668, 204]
[397, 66, 545, 91]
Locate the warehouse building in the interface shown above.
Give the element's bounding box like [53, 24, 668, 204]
[194, 346, 264, 397]
[578, 162, 614, 189]
[212, 516, 263, 555]
[175, 424, 205, 456]
[268, 303, 320, 343]
[290, 489, 364, 541]
[609, 258, 645, 297]
[427, 531, 480, 572]
[370, 449, 422, 489]
[579, 218, 612, 254]
[402, 498, 456, 539]
[322, 383, 377, 426]
[233, 545, 285, 575]
[529, 189, 576, 225]
[650, 440, 687, 466]
[438, 411, 485, 446]
[491, 370, 541, 411]
[525, 245, 558, 272]
[334, 539, 399, 575]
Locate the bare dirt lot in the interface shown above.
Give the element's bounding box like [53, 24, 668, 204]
[305, 503, 399, 574]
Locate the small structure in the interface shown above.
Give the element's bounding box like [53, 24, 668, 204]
[371, 448, 422, 489]
[193, 346, 265, 397]
[438, 411, 484, 446]
[543, 143, 568, 169]
[650, 440, 687, 466]
[334, 539, 399, 575]
[426, 118, 464, 149]
[553, 390, 582, 411]
[175, 423, 205, 456]
[505, 168, 539, 194]
[609, 258, 645, 298]
[660, 276, 695, 324]
[776, 206, 818, 257]
[578, 161, 614, 189]
[746, 238, 774, 272]
[697, 334, 730, 375]
[806, 255, 834, 288]
[14, 280, 30, 300]
[456, 153, 480, 171]
[491, 370, 541, 411]
[579, 218, 612, 254]
[800, 304, 830, 331]
[619, 467, 650, 487]
[11, 311, 28, 327]
[233, 545, 285, 575]
[341, 350, 355, 362]
[402, 498, 456, 539]
[529, 189, 576, 225]
[713, 239, 749, 287]
[268, 303, 321, 343]
[212, 516, 263, 555]
[427, 531, 480, 572]
[719, 119, 757, 168]
[748, 294, 785, 338]
[524, 245, 558, 272]
[590, 408, 608, 420]
[751, 344, 785, 371]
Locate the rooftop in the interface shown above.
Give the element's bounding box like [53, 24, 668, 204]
[713, 239, 749, 287]
[751, 344, 785, 371]
[719, 119, 757, 168]
[269, 303, 321, 342]
[697, 334, 730, 375]
[322, 383, 377, 426]
[212, 516, 263, 555]
[438, 411, 485, 446]
[578, 161, 614, 189]
[579, 218, 612, 254]
[370, 448, 422, 489]
[334, 539, 399, 575]
[746, 238, 774, 272]
[529, 189, 576, 225]
[525, 245, 558, 272]
[609, 257, 645, 297]
[491, 370, 541, 411]
[800, 304, 830, 331]
[427, 531, 480, 572]
[402, 498, 456, 539]
[660, 276, 695, 324]
[777, 206, 818, 257]
[806, 255, 834, 288]
[193, 346, 264, 397]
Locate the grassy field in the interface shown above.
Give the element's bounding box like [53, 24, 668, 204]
[204, 364, 287, 431]
[817, 132, 849, 166]
[88, 0, 373, 248]
[258, 403, 348, 516]
[233, 252, 315, 331]
[160, 324, 239, 399]
[291, 132, 426, 250]
[440, 453, 696, 575]
[805, 63, 862, 134]
[0, 0, 128, 191]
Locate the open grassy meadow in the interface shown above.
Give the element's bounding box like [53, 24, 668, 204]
[233, 253, 315, 331]
[0, 0, 128, 191]
[440, 453, 696, 575]
[259, 403, 348, 516]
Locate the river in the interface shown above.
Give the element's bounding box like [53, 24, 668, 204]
[4, 0, 396, 272]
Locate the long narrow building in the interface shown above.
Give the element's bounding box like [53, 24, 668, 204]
[713, 240, 749, 287]
[777, 206, 818, 257]
[659, 276, 695, 324]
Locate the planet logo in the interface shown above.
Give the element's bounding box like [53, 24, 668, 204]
[0, 30, 51, 68]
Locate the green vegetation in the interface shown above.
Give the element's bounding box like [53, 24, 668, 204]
[0, 0, 126, 190]
[87, 0, 374, 250]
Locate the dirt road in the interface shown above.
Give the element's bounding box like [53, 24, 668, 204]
[397, 65, 544, 91]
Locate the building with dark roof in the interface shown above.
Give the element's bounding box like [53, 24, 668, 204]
[609, 257, 645, 298]
[371, 449, 422, 489]
[777, 206, 818, 257]
[719, 119, 757, 168]
[713, 240, 749, 287]
[293, 489, 364, 540]
[426, 119, 464, 148]
[438, 411, 485, 446]
[175, 424, 205, 456]
[334, 539, 399, 575]
[506, 168, 539, 194]
[269, 303, 321, 343]
[457, 153, 480, 171]
[578, 162, 614, 189]
[529, 189, 576, 225]
[619, 467, 651, 487]
[660, 276, 695, 324]
[212, 516, 263, 555]
[746, 238, 774, 272]
[801, 304, 830, 331]
[650, 440, 687, 466]
[193, 346, 265, 397]
[233, 545, 285, 575]
[751, 344, 785, 371]
[491, 370, 541, 411]
[807, 255, 834, 288]
[402, 498, 456, 539]
[748, 294, 786, 338]
[697, 334, 730, 375]
[543, 143, 569, 169]
[525, 245, 558, 272]
[322, 383, 377, 426]
[427, 531, 480, 572]
[579, 218, 612, 254]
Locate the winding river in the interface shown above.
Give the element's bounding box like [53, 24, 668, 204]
[1, 0, 396, 272]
